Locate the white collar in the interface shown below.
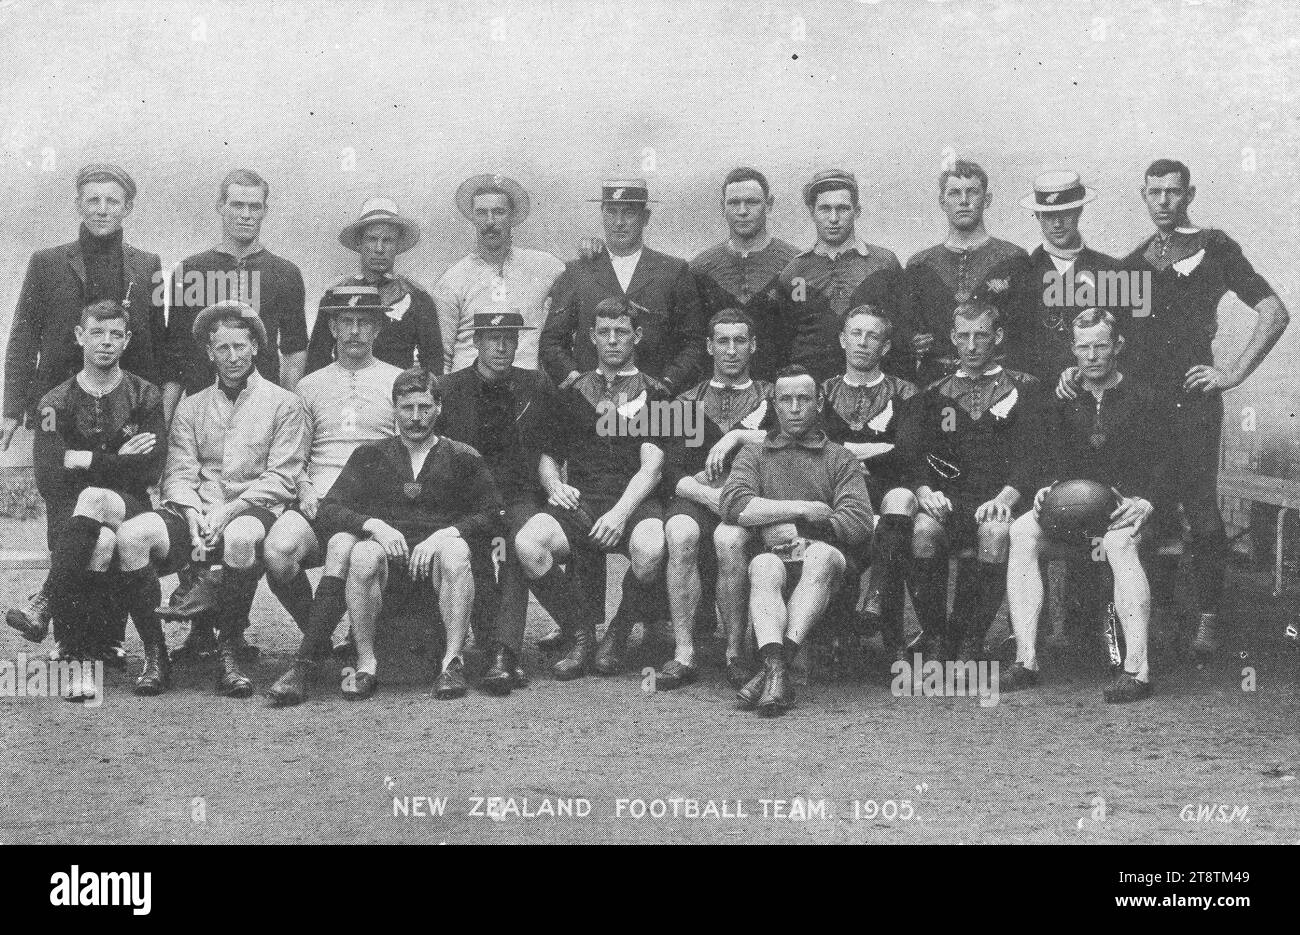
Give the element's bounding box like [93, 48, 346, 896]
[709, 378, 754, 390]
[727, 234, 771, 258]
[956, 365, 1003, 379]
[812, 237, 869, 260]
[608, 247, 642, 265]
[843, 371, 885, 389]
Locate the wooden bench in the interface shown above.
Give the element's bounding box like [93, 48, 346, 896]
[1218, 472, 1300, 598]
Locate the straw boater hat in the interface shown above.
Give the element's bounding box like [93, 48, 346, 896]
[1019, 170, 1098, 212]
[338, 197, 421, 253]
[455, 173, 531, 226]
[587, 179, 658, 204]
[191, 300, 268, 346]
[467, 311, 536, 332]
[318, 283, 391, 321]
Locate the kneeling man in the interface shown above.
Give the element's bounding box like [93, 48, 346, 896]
[719, 366, 874, 716]
[304, 368, 503, 700]
[1003, 309, 1169, 702]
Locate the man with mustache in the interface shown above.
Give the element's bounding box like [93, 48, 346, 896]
[305, 198, 443, 375]
[263, 285, 401, 706]
[433, 174, 565, 372]
[115, 302, 308, 697]
[899, 160, 1030, 386]
[1058, 159, 1289, 658]
[776, 169, 905, 384]
[3, 164, 166, 660]
[311, 367, 504, 700]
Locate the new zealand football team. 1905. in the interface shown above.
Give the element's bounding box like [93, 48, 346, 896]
[1, 156, 1289, 716]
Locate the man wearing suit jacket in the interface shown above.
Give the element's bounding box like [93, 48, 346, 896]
[2, 163, 165, 660]
[3, 164, 165, 455]
[540, 179, 705, 395]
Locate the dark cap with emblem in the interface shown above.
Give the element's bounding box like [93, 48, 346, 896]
[468, 310, 536, 332]
[319, 283, 391, 320]
[588, 178, 657, 204]
[75, 163, 137, 201]
[1020, 170, 1097, 212]
[802, 168, 858, 207]
[191, 299, 269, 347]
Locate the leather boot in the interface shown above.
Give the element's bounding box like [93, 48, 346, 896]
[267, 659, 315, 706]
[735, 666, 768, 709]
[216, 634, 254, 697]
[170, 621, 218, 664]
[756, 655, 790, 716]
[553, 626, 594, 681]
[481, 645, 517, 696]
[593, 615, 633, 676]
[133, 640, 171, 696]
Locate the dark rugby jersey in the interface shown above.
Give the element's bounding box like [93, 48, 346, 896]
[306, 273, 443, 375]
[164, 246, 308, 394]
[1007, 245, 1123, 383]
[820, 372, 918, 487]
[896, 366, 1043, 503]
[1024, 377, 1170, 502]
[776, 241, 905, 384]
[664, 378, 775, 485]
[33, 370, 166, 507]
[554, 369, 672, 501]
[901, 237, 1029, 379]
[436, 364, 559, 501]
[691, 238, 799, 382]
[1120, 228, 1273, 391]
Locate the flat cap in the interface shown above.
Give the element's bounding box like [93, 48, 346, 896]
[75, 163, 137, 201]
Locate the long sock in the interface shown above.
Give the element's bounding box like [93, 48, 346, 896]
[83, 570, 113, 652]
[908, 554, 950, 644]
[221, 567, 262, 637]
[951, 560, 980, 647]
[1189, 533, 1225, 614]
[46, 516, 102, 624]
[869, 514, 913, 649]
[529, 564, 591, 634]
[968, 561, 1008, 646]
[611, 565, 661, 631]
[270, 569, 314, 633]
[1151, 553, 1179, 608]
[782, 637, 800, 662]
[298, 575, 346, 660]
[102, 569, 128, 643]
[121, 565, 164, 645]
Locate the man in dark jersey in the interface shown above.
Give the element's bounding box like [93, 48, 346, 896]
[776, 169, 904, 384]
[306, 198, 443, 375]
[656, 309, 775, 689]
[1004, 309, 1170, 702]
[690, 167, 798, 382]
[896, 298, 1045, 660]
[820, 305, 919, 666]
[514, 297, 670, 681]
[8, 300, 166, 698]
[1058, 159, 1288, 657]
[432, 311, 560, 695]
[900, 160, 1030, 386]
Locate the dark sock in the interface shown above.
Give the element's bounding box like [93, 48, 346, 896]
[951, 559, 980, 647]
[1189, 534, 1224, 614]
[760, 642, 783, 662]
[220, 566, 262, 636]
[782, 637, 800, 662]
[529, 563, 591, 634]
[298, 575, 347, 660]
[968, 561, 1008, 644]
[46, 516, 103, 623]
[1151, 554, 1179, 607]
[83, 569, 113, 651]
[908, 553, 950, 642]
[270, 569, 314, 632]
[121, 565, 164, 645]
[612, 566, 662, 629]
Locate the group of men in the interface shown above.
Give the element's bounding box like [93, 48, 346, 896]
[1, 155, 1288, 713]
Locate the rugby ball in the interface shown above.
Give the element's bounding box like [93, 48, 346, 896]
[1039, 479, 1116, 544]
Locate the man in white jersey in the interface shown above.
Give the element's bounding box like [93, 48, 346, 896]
[264, 284, 400, 705]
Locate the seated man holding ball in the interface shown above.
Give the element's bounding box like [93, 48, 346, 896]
[1002, 308, 1171, 702]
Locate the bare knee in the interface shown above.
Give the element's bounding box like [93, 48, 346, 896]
[665, 515, 700, 562]
[748, 553, 784, 588]
[89, 526, 116, 567]
[350, 541, 388, 580]
[912, 515, 946, 558]
[714, 523, 749, 563]
[437, 536, 472, 573]
[977, 521, 1010, 561]
[881, 488, 917, 516]
[629, 520, 665, 577]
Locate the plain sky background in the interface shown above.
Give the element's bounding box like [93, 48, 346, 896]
[1, 0, 1296, 468]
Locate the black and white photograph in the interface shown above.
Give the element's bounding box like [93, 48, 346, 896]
[0, 0, 1295, 885]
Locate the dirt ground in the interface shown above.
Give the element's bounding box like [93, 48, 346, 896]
[1, 514, 1298, 845]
